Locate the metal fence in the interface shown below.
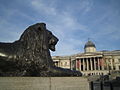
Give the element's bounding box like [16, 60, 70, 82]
[90, 81, 120, 90]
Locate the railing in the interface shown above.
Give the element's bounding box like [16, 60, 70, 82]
[90, 81, 120, 90]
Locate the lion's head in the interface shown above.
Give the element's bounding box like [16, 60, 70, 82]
[19, 23, 59, 52]
[14, 23, 59, 75]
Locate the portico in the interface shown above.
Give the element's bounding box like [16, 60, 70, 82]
[73, 54, 109, 75]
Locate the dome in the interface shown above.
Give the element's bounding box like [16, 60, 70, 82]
[84, 40, 96, 49]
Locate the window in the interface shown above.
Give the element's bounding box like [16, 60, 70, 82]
[65, 62, 67, 66]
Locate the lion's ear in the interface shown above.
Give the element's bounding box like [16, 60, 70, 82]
[38, 27, 42, 31]
[38, 23, 46, 30]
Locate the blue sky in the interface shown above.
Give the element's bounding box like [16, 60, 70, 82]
[0, 0, 120, 56]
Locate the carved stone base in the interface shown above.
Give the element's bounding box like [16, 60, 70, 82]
[0, 77, 89, 90]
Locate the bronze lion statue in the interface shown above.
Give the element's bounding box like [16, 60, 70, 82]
[0, 23, 82, 76]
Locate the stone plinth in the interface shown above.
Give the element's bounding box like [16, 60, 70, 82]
[0, 77, 89, 90]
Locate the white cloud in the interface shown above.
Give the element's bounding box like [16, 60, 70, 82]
[51, 41, 83, 56]
[31, 0, 57, 15]
[51, 37, 85, 56]
[79, 0, 93, 14]
[63, 0, 93, 15]
[0, 5, 36, 42]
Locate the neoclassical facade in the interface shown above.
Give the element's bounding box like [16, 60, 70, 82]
[52, 40, 120, 76]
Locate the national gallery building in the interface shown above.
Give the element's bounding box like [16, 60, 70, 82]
[52, 40, 120, 76]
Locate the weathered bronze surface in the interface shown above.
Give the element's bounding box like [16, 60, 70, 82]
[0, 23, 82, 76]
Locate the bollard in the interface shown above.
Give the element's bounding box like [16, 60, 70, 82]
[100, 81, 103, 90]
[110, 82, 113, 90]
[91, 81, 94, 90]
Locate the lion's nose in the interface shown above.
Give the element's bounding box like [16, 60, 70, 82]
[52, 39, 57, 45]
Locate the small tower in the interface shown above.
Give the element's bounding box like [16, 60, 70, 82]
[84, 40, 96, 53]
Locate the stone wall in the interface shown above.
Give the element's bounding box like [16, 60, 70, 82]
[0, 77, 89, 90]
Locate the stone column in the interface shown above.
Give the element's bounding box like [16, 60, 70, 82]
[83, 58, 85, 71]
[59, 59, 61, 67]
[86, 58, 89, 71]
[90, 58, 93, 70]
[79, 59, 81, 71]
[94, 57, 96, 70]
[77, 59, 80, 70]
[110, 58, 113, 70]
[71, 59, 74, 70]
[97, 57, 100, 70]
[106, 58, 109, 70]
[101, 58, 104, 70]
[76, 60, 77, 70]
